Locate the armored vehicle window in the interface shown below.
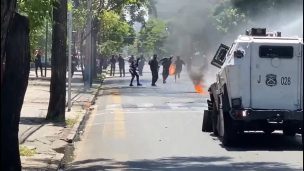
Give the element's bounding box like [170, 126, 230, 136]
[259, 46, 293, 58]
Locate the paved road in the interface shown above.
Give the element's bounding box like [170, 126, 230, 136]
[66, 68, 303, 171]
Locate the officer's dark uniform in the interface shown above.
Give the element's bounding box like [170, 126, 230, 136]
[34, 50, 43, 77]
[110, 55, 116, 76]
[118, 55, 125, 77]
[161, 58, 172, 84]
[129, 58, 141, 86]
[149, 55, 159, 86]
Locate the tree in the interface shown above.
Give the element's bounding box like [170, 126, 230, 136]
[1, 1, 31, 170]
[138, 18, 168, 56]
[46, 0, 67, 121]
[98, 11, 135, 56]
[17, 0, 53, 54]
[72, 0, 152, 81]
[213, 7, 247, 33]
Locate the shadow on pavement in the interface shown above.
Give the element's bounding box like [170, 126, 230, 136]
[217, 132, 303, 151]
[19, 116, 65, 126]
[19, 117, 48, 125]
[66, 156, 299, 171]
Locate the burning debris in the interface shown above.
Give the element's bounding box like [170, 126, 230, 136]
[188, 66, 207, 95]
[186, 54, 208, 95]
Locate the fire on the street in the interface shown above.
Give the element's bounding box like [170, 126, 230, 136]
[194, 84, 206, 95]
[169, 64, 176, 75]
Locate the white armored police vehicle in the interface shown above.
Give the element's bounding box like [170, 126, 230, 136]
[202, 28, 303, 146]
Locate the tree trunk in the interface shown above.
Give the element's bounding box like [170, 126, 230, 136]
[92, 32, 97, 79]
[79, 31, 85, 82]
[1, 13, 31, 171]
[92, 17, 99, 79]
[46, 0, 67, 121]
[80, 41, 85, 81]
[1, 0, 17, 85]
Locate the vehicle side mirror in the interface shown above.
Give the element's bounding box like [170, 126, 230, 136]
[234, 50, 244, 58]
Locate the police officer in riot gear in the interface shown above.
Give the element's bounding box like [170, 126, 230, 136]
[149, 54, 159, 86]
[129, 56, 142, 86]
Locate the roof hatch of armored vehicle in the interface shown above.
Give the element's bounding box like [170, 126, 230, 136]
[211, 44, 229, 68]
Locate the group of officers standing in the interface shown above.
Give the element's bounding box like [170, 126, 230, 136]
[107, 53, 185, 87]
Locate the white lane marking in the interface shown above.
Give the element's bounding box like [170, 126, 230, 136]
[167, 103, 184, 107]
[137, 103, 154, 107]
[105, 104, 122, 110]
[170, 107, 189, 110]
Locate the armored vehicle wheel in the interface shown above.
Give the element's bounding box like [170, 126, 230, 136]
[209, 98, 219, 135]
[219, 86, 237, 146]
[212, 102, 219, 136]
[202, 110, 212, 132]
[212, 112, 219, 136]
[220, 111, 237, 146]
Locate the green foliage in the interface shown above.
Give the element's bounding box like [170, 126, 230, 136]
[19, 145, 37, 157]
[127, 39, 140, 55]
[213, 7, 247, 33]
[72, 0, 88, 33]
[71, 0, 152, 56]
[17, 0, 53, 57]
[212, 0, 302, 34]
[99, 11, 135, 55]
[18, 0, 52, 29]
[65, 114, 80, 128]
[138, 19, 168, 56]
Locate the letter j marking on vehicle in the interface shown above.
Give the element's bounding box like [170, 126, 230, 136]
[257, 75, 261, 84]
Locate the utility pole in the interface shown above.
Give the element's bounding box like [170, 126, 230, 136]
[44, 17, 48, 77]
[67, 2, 73, 111]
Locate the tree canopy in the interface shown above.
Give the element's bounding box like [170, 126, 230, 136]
[17, 0, 52, 55]
[137, 18, 168, 57]
[99, 11, 135, 55]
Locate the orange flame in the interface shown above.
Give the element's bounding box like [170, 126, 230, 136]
[169, 64, 176, 75]
[194, 83, 206, 95]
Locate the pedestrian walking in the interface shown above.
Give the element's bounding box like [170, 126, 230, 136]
[129, 56, 142, 86]
[148, 54, 159, 86]
[138, 55, 146, 76]
[174, 56, 185, 82]
[110, 55, 116, 76]
[118, 54, 125, 77]
[160, 56, 172, 84]
[34, 49, 43, 77]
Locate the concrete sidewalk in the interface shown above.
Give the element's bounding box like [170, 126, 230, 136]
[19, 68, 104, 171]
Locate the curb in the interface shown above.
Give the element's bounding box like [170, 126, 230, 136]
[65, 76, 105, 143]
[57, 76, 106, 170]
[65, 84, 102, 143]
